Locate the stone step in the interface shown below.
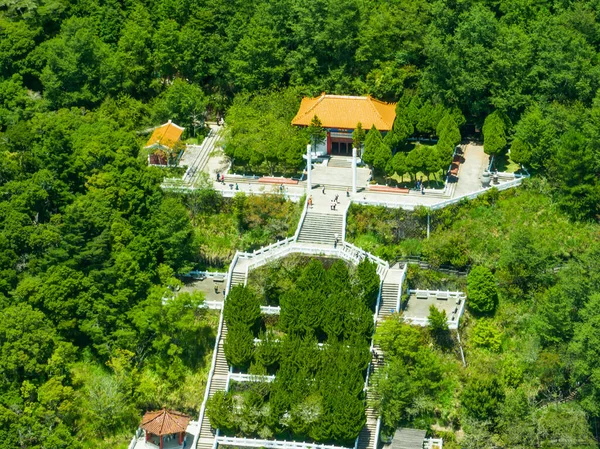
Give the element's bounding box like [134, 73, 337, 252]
[297, 212, 345, 246]
[327, 157, 353, 168]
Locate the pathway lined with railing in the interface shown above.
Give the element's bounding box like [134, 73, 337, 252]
[172, 178, 464, 449]
[189, 195, 395, 449]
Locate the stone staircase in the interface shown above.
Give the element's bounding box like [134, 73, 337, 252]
[197, 322, 229, 449]
[328, 157, 353, 169]
[296, 212, 344, 246]
[358, 346, 385, 449]
[197, 266, 247, 449]
[378, 283, 399, 320]
[229, 270, 246, 287]
[183, 129, 220, 185]
[357, 267, 405, 449]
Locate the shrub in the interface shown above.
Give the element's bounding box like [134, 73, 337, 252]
[461, 377, 505, 421]
[471, 319, 502, 352]
[467, 266, 498, 315]
[223, 326, 254, 368]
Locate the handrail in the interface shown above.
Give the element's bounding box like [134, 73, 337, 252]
[348, 175, 528, 211]
[408, 289, 466, 297]
[202, 300, 224, 310]
[229, 373, 276, 383]
[185, 270, 227, 279]
[191, 252, 241, 448]
[293, 196, 309, 242]
[341, 201, 351, 242]
[396, 266, 406, 313]
[260, 305, 281, 314]
[225, 252, 241, 296]
[372, 417, 382, 449]
[192, 309, 225, 449]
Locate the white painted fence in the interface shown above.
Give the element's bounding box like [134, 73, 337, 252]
[243, 241, 388, 280]
[216, 436, 353, 449]
[406, 289, 467, 330]
[202, 300, 224, 310]
[228, 373, 276, 383]
[261, 305, 281, 314]
[294, 196, 309, 241]
[186, 270, 228, 280]
[424, 437, 444, 449]
[350, 176, 527, 211]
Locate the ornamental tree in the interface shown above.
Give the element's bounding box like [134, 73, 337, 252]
[482, 110, 509, 156]
[223, 326, 254, 367]
[362, 125, 381, 167]
[224, 285, 261, 329]
[467, 266, 498, 315]
[461, 377, 505, 421]
[352, 122, 365, 151]
[308, 114, 326, 153]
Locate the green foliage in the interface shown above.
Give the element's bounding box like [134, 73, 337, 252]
[372, 320, 450, 430]
[224, 326, 255, 368]
[428, 305, 449, 336]
[470, 319, 502, 352]
[461, 377, 505, 422]
[224, 286, 261, 329]
[211, 258, 373, 444]
[308, 115, 326, 153]
[427, 305, 452, 349]
[152, 79, 207, 135]
[467, 266, 498, 315]
[482, 111, 509, 156]
[352, 122, 365, 151]
[222, 89, 305, 175]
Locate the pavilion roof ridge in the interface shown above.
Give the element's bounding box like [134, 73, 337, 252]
[140, 408, 190, 435]
[291, 93, 397, 131]
[364, 96, 390, 129]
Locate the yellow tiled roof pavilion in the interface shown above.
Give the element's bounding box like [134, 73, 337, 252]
[144, 120, 185, 150]
[291, 94, 396, 131]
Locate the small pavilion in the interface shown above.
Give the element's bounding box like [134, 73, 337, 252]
[145, 120, 185, 165]
[140, 409, 191, 449]
[291, 93, 396, 157]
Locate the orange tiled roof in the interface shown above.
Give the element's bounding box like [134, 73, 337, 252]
[291, 94, 396, 131]
[140, 409, 190, 436]
[145, 121, 185, 150]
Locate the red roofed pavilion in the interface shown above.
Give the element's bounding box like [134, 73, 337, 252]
[139, 409, 191, 449]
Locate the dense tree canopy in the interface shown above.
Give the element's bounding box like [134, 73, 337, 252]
[4, 0, 600, 444]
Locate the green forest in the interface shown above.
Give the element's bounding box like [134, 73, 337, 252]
[3, 0, 600, 447]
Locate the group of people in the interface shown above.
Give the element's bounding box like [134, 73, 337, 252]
[307, 193, 341, 210]
[330, 194, 340, 210]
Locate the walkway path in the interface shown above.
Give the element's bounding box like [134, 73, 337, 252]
[452, 144, 489, 198]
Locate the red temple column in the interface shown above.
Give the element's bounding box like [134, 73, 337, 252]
[327, 131, 332, 155]
[160, 435, 163, 449]
[179, 432, 184, 444]
[146, 431, 149, 442]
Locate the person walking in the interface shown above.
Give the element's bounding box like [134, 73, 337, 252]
[334, 194, 339, 203]
[322, 186, 326, 194]
[346, 188, 350, 198]
[308, 196, 313, 208]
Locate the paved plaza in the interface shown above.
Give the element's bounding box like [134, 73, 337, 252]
[167, 137, 520, 212]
